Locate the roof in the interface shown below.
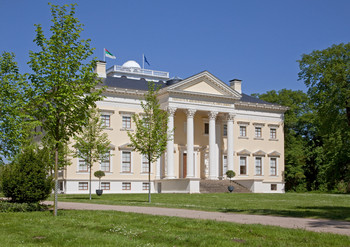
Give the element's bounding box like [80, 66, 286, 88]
[101, 77, 166, 91]
[240, 93, 275, 105]
[101, 76, 279, 106]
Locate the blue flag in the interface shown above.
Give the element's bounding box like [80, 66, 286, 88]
[144, 55, 150, 66]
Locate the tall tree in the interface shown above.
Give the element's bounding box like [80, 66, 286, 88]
[128, 82, 169, 203]
[28, 3, 103, 215]
[298, 43, 350, 191]
[0, 52, 37, 161]
[73, 108, 111, 200]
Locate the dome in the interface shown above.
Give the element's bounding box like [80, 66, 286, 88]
[122, 60, 141, 69]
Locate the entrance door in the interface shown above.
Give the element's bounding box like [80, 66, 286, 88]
[183, 153, 187, 178]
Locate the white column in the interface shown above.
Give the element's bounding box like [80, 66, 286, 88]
[186, 109, 196, 178]
[155, 157, 161, 179]
[227, 113, 235, 172]
[208, 111, 218, 179]
[166, 107, 176, 179]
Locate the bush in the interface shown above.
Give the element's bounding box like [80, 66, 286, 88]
[1, 146, 53, 203]
[0, 201, 48, 212]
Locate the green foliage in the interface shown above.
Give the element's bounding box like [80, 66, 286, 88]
[1, 145, 53, 203]
[226, 170, 236, 183]
[127, 82, 169, 202]
[0, 52, 38, 161]
[0, 201, 47, 212]
[298, 43, 350, 191]
[73, 108, 111, 199]
[94, 170, 105, 179]
[27, 3, 104, 213]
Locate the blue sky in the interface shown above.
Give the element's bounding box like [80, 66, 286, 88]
[1, 0, 349, 95]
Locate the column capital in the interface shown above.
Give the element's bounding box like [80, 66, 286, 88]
[167, 107, 177, 116]
[208, 111, 218, 120]
[186, 108, 197, 118]
[226, 112, 236, 121]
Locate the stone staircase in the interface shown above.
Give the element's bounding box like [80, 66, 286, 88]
[200, 179, 251, 193]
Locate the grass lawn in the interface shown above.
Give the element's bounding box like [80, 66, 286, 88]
[1, 210, 349, 246]
[51, 193, 350, 221]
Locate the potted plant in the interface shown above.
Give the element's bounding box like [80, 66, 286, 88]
[226, 170, 236, 193]
[94, 170, 105, 196]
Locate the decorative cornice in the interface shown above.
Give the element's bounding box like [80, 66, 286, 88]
[237, 149, 251, 156]
[268, 151, 281, 157]
[253, 150, 266, 156]
[235, 101, 288, 112]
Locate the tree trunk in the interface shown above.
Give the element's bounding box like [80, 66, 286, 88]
[89, 155, 92, 200]
[54, 146, 58, 216]
[148, 154, 151, 203]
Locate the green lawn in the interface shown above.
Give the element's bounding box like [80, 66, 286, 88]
[1, 210, 349, 246]
[52, 193, 350, 221]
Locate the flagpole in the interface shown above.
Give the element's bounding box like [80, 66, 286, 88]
[142, 54, 144, 69]
[103, 48, 105, 62]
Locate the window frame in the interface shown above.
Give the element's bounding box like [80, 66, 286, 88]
[239, 156, 247, 175]
[270, 128, 277, 139]
[121, 151, 132, 173]
[255, 157, 263, 176]
[101, 114, 110, 128]
[100, 151, 111, 172]
[101, 182, 110, 190]
[122, 182, 131, 190]
[78, 182, 88, 190]
[255, 127, 262, 138]
[270, 157, 277, 176]
[239, 126, 247, 137]
[142, 182, 150, 190]
[141, 155, 149, 173]
[122, 115, 131, 129]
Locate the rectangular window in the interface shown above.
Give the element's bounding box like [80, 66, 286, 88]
[255, 157, 262, 175]
[255, 127, 262, 138]
[142, 182, 149, 190]
[79, 182, 88, 190]
[142, 155, 149, 173]
[101, 151, 111, 172]
[270, 128, 277, 139]
[223, 124, 227, 137]
[240, 126, 246, 137]
[101, 182, 110, 190]
[122, 116, 131, 129]
[271, 184, 277, 191]
[78, 158, 88, 172]
[122, 182, 131, 190]
[122, 151, 131, 173]
[101, 115, 110, 127]
[270, 158, 277, 176]
[223, 155, 228, 175]
[204, 123, 209, 134]
[240, 157, 247, 175]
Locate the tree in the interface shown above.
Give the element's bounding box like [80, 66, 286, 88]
[73, 108, 111, 200]
[94, 170, 105, 190]
[298, 43, 350, 191]
[0, 52, 37, 161]
[1, 145, 53, 203]
[128, 82, 169, 203]
[28, 3, 103, 215]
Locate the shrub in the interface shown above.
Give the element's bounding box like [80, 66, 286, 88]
[0, 201, 48, 212]
[1, 146, 53, 203]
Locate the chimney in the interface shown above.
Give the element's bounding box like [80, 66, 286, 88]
[94, 61, 106, 78]
[229, 79, 242, 94]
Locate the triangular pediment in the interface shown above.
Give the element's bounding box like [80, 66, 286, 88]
[166, 71, 241, 98]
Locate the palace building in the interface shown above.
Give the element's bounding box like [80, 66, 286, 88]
[59, 60, 287, 194]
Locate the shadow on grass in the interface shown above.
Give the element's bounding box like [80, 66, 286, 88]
[220, 206, 350, 221]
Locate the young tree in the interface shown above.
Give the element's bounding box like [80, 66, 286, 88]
[73, 108, 111, 200]
[0, 52, 37, 161]
[298, 43, 350, 191]
[128, 82, 169, 203]
[28, 3, 103, 215]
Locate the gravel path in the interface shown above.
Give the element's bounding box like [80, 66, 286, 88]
[44, 201, 350, 236]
